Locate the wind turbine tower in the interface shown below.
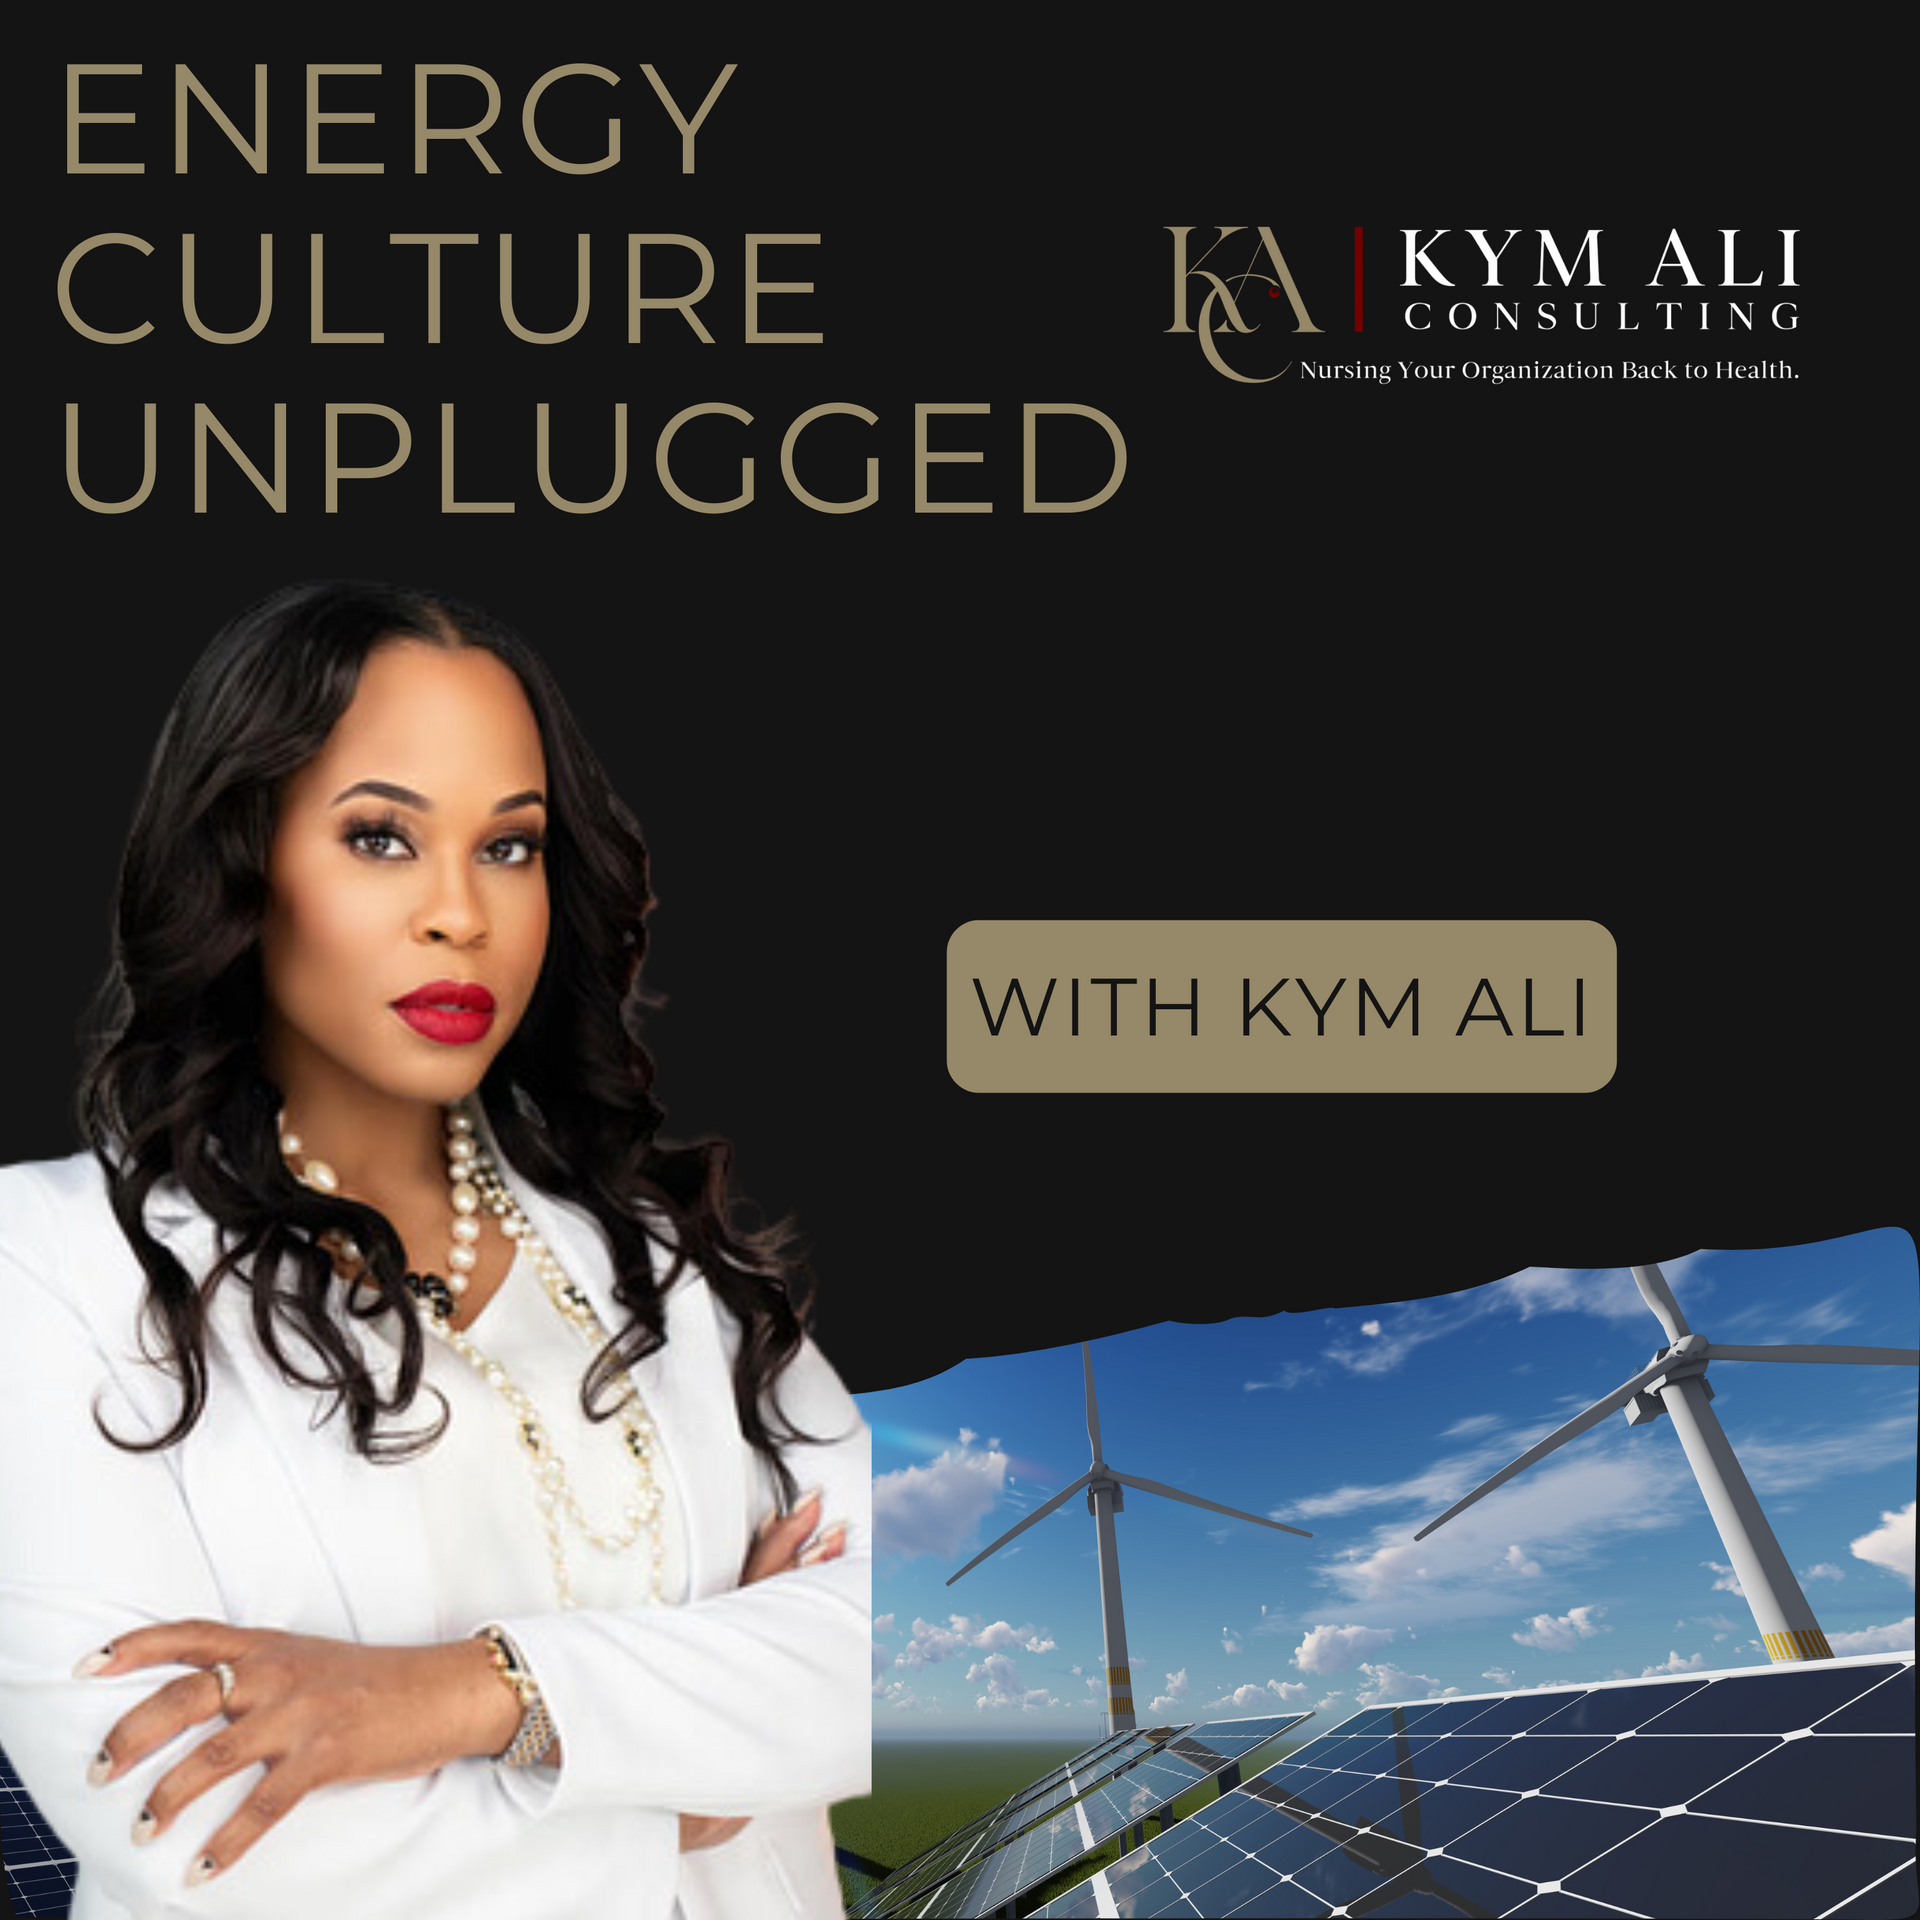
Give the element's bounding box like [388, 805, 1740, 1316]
[948, 1341, 1311, 1732]
[1417, 1261, 1919, 1661]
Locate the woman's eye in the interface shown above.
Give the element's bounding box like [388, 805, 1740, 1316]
[482, 834, 543, 867]
[345, 825, 412, 860]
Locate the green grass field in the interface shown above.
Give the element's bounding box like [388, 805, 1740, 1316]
[833, 1734, 1306, 1915]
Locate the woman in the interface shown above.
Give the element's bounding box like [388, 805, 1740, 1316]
[0, 582, 870, 1919]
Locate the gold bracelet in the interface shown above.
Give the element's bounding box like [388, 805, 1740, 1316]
[476, 1625, 555, 1768]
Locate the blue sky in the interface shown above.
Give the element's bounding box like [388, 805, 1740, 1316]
[859, 1233, 1917, 1741]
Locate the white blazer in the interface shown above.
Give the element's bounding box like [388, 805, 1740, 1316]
[0, 1150, 871, 1920]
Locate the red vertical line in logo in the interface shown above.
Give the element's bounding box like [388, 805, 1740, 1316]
[1354, 227, 1364, 332]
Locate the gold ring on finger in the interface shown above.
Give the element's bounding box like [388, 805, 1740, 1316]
[210, 1660, 237, 1711]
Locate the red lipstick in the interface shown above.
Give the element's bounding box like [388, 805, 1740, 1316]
[392, 980, 496, 1046]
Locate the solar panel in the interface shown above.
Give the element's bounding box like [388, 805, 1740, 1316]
[2, 1742, 78, 1917]
[996, 1730, 1168, 1829]
[847, 1728, 1173, 1919]
[885, 1714, 1310, 1919]
[1032, 1653, 1915, 1919]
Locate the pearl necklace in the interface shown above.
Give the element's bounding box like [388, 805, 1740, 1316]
[279, 1102, 665, 1609]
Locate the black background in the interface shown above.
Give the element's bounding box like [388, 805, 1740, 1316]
[5, 19, 1901, 1409]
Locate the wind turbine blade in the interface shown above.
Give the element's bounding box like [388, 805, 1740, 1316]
[1631, 1263, 1693, 1344]
[945, 1469, 1097, 1586]
[1109, 1471, 1312, 1537]
[1083, 1342, 1104, 1462]
[1414, 1353, 1676, 1542]
[1706, 1343, 1920, 1366]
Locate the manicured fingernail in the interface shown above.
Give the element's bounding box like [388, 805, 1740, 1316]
[87, 1748, 113, 1787]
[131, 1807, 157, 1846]
[73, 1646, 115, 1678]
[794, 1486, 824, 1512]
[186, 1855, 219, 1887]
[799, 1524, 846, 1565]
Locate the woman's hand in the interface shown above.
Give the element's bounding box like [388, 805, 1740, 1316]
[679, 1813, 751, 1851]
[742, 1486, 847, 1587]
[78, 1498, 852, 1883]
[80, 1622, 515, 1887]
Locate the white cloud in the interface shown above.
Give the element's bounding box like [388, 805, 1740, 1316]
[1500, 1545, 1543, 1577]
[1211, 1683, 1274, 1710]
[1726, 1418, 1919, 1496]
[1354, 1662, 1447, 1706]
[1321, 1295, 1491, 1378]
[1704, 1560, 1745, 1596]
[1481, 1667, 1515, 1687]
[1512, 1605, 1608, 1652]
[1496, 1265, 1687, 1325]
[874, 1613, 896, 1634]
[897, 1614, 1054, 1667]
[1850, 1502, 1916, 1586]
[967, 1652, 1056, 1711]
[1800, 1563, 1845, 1583]
[1313, 1267, 1689, 1374]
[1245, 1359, 1319, 1393]
[1293, 1623, 1397, 1674]
[872, 1439, 1010, 1557]
[972, 1619, 1052, 1654]
[1222, 1635, 1242, 1654]
[1718, 1289, 1860, 1339]
[873, 1679, 931, 1711]
[1687, 1614, 1742, 1632]
[1147, 1669, 1191, 1713]
[1776, 1293, 1859, 1336]
[1316, 1443, 1698, 1606]
[1825, 1618, 1917, 1655]
[1207, 1528, 1231, 1545]
[1276, 1442, 1523, 1524]
[1204, 1678, 1309, 1711]
[1642, 1651, 1706, 1675]
[896, 1616, 970, 1668]
[1441, 1414, 1503, 1439]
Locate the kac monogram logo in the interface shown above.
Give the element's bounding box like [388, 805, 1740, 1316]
[1167, 227, 1323, 382]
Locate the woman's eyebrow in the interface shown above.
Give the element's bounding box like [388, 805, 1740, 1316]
[331, 779, 429, 809]
[328, 780, 547, 814]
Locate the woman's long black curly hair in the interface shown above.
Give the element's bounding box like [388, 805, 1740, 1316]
[81, 580, 812, 1498]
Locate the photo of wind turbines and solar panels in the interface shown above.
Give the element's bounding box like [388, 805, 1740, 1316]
[837, 1234, 1915, 1912]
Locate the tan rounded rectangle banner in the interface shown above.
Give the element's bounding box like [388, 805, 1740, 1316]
[947, 920, 1616, 1092]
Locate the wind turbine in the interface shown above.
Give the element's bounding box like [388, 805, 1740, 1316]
[1416, 1261, 1919, 1662]
[947, 1341, 1311, 1732]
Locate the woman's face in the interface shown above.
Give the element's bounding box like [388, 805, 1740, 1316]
[260, 641, 551, 1123]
